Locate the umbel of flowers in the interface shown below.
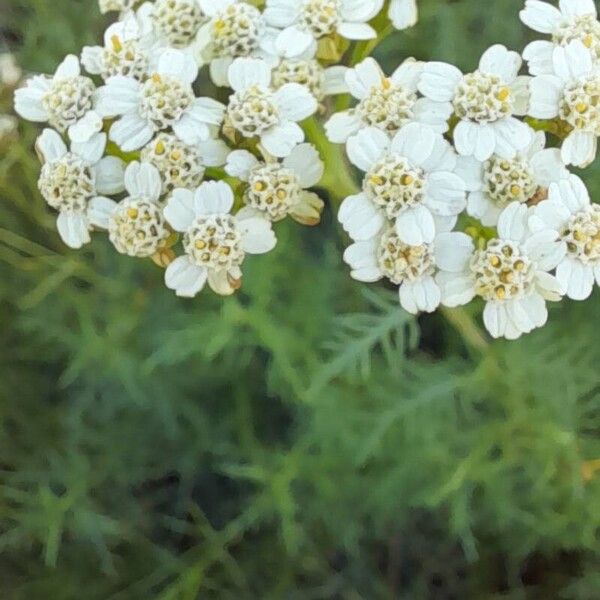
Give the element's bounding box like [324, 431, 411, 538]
[12, 0, 600, 340]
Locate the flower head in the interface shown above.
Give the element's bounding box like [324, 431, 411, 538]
[96, 49, 225, 151]
[35, 128, 125, 248]
[225, 58, 317, 157]
[521, 0, 600, 74]
[163, 180, 277, 296]
[531, 174, 600, 300]
[529, 39, 600, 167]
[15, 55, 102, 143]
[419, 45, 532, 161]
[339, 123, 466, 246]
[225, 143, 324, 223]
[325, 56, 451, 144]
[437, 202, 565, 339]
[456, 129, 569, 225]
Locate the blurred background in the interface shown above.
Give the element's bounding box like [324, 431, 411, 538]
[1, 0, 600, 597]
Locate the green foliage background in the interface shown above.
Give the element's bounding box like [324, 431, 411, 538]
[1, 0, 600, 597]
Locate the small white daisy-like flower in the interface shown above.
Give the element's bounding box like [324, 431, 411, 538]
[196, 0, 275, 87]
[338, 123, 466, 246]
[389, 0, 418, 31]
[437, 202, 565, 340]
[35, 128, 125, 249]
[225, 143, 324, 224]
[529, 39, 600, 167]
[456, 129, 568, 226]
[264, 0, 384, 59]
[531, 174, 600, 300]
[14, 55, 103, 143]
[419, 44, 532, 161]
[521, 0, 600, 75]
[325, 57, 451, 144]
[163, 180, 277, 297]
[149, 0, 208, 51]
[0, 53, 22, 87]
[90, 162, 173, 258]
[96, 49, 225, 152]
[225, 58, 317, 158]
[82, 11, 152, 81]
[343, 224, 464, 315]
[141, 132, 229, 194]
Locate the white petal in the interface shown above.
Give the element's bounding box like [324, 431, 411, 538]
[263, 1, 299, 27]
[395, 205, 436, 245]
[390, 57, 423, 90]
[343, 239, 382, 282]
[283, 143, 324, 188]
[389, 0, 418, 30]
[81, 46, 103, 75]
[109, 112, 154, 152]
[237, 214, 277, 254]
[228, 58, 271, 92]
[530, 148, 568, 187]
[194, 180, 234, 215]
[225, 150, 259, 181]
[454, 155, 483, 192]
[209, 56, 233, 88]
[497, 202, 529, 242]
[124, 161, 162, 201]
[535, 270, 563, 301]
[548, 175, 590, 213]
[275, 27, 315, 59]
[523, 41, 555, 76]
[14, 76, 51, 122]
[559, 0, 596, 17]
[346, 58, 385, 100]
[510, 76, 531, 116]
[337, 22, 377, 40]
[197, 138, 230, 168]
[338, 193, 385, 241]
[479, 44, 521, 83]
[87, 196, 117, 229]
[172, 114, 210, 146]
[519, 0, 562, 33]
[400, 276, 441, 314]
[528, 74, 563, 119]
[434, 232, 474, 273]
[164, 188, 196, 232]
[561, 130, 597, 168]
[56, 211, 90, 249]
[421, 136, 457, 172]
[454, 121, 496, 161]
[157, 49, 198, 84]
[165, 256, 207, 298]
[436, 271, 476, 307]
[483, 301, 509, 339]
[347, 127, 390, 171]
[556, 257, 595, 300]
[418, 62, 462, 102]
[425, 172, 466, 216]
[492, 117, 533, 159]
[54, 55, 81, 80]
[71, 131, 106, 165]
[340, 0, 383, 21]
[36, 129, 67, 163]
[95, 76, 141, 117]
[93, 156, 126, 195]
[552, 40, 593, 83]
[273, 83, 318, 121]
[412, 98, 452, 134]
[257, 121, 302, 157]
[324, 110, 363, 143]
[390, 122, 437, 167]
[467, 191, 502, 226]
[322, 66, 350, 95]
[68, 111, 103, 144]
[508, 293, 548, 334]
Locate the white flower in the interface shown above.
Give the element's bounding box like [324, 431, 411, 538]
[338, 123, 466, 246]
[418, 44, 532, 161]
[96, 49, 225, 152]
[531, 174, 600, 300]
[456, 129, 569, 226]
[0, 53, 22, 87]
[225, 143, 324, 224]
[343, 225, 461, 315]
[14, 55, 103, 143]
[521, 0, 600, 75]
[225, 58, 317, 158]
[163, 180, 277, 297]
[264, 0, 384, 59]
[141, 132, 229, 194]
[149, 0, 207, 53]
[82, 11, 153, 81]
[437, 202, 565, 340]
[90, 162, 173, 258]
[35, 129, 125, 249]
[196, 0, 275, 87]
[325, 57, 451, 144]
[389, 0, 418, 30]
[529, 39, 600, 167]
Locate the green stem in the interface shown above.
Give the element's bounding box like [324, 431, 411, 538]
[303, 117, 359, 205]
[441, 306, 489, 355]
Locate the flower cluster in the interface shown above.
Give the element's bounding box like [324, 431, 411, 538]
[12, 0, 600, 339]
